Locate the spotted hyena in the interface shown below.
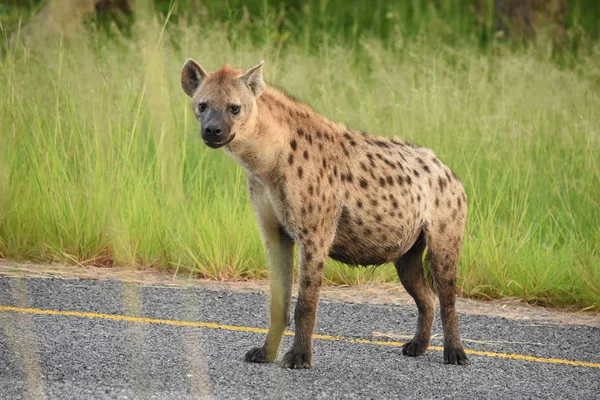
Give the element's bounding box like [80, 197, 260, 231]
[181, 60, 468, 368]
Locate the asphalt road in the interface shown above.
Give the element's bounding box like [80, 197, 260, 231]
[0, 276, 598, 399]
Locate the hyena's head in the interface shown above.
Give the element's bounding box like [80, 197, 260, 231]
[181, 60, 265, 149]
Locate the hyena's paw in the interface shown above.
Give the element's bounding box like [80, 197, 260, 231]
[444, 345, 468, 365]
[281, 348, 312, 369]
[401, 338, 429, 357]
[244, 346, 275, 363]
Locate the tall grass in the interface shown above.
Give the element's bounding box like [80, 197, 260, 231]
[0, 9, 599, 309]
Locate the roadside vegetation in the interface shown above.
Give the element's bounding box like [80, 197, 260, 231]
[0, 1, 598, 310]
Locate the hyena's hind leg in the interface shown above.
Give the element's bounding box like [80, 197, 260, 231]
[394, 232, 435, 357]
[424, 216, 468, 365]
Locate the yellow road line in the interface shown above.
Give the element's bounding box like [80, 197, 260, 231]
[1, 305, 598, 369]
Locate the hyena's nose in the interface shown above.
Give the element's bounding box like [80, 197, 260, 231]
[204, 125, 223, 136]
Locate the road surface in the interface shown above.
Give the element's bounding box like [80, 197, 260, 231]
[0, 276, 598, 399]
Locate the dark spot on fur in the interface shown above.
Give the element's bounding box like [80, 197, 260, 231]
[349, 140, 356, 146]
[438, 176, 446, 192]
[347, 173, 353, 183]
[316, 131, 323, 139]
[392, 200, 398, 209]
[379, 177, 385, 187]
[423, 165, 430, 173]
[375, 214, 382, 222]
[290, 140, 297, 151]
[367, 153, 375, 167]
[359, 178, 368, 188]
[308, 203, 313, 213]
[406, 176, 413, 185]
[357, 200, 363, 208]
[297, 167, 303, 178]
[303, 150, 309, 160]
[386, 176, 394, 185]
[439, 223, 447, 233]
[344, 132, 352, 140]
[297, 128, 304, 137]
[328, 175, 334, 184]
[370, 199, 378, 206]
[413, 169, 420, 178]
[397, 175, 404, 186]
[317, 261, 324, 270]
[322, 159, 327, 168]
[308, 184, 314, 195]
[288, 154, 294, 165]
[333, 166, 338, 177]
[435, 197, 440, 207]
[305, 252, 313, 263]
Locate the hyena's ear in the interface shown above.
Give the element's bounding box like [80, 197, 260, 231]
[240, 61, 265, 97]
[181, 59, 208, 97]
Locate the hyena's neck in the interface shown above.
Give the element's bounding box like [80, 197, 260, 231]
[225, 86, 341, 182]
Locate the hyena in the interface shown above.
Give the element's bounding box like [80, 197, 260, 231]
[181, 60, 468, 368]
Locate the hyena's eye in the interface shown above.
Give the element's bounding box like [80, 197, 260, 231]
[230, 105, 241, 115]
[198, 103, 207, 113]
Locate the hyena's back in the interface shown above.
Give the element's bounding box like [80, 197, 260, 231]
[321, 133, 467, 267]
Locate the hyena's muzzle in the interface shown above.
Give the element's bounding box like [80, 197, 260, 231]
[200, 109, 235, 149]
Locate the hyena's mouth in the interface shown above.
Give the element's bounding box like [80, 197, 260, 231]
[204, 134, 236, 149]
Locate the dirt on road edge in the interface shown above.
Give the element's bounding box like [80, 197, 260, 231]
[1, 261, 598, 327]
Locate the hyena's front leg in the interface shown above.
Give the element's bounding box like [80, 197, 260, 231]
[245, 180, 294, 363]
[281, 241, 330, 369]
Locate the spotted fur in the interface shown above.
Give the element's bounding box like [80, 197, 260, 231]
[181, 60, 469, 368]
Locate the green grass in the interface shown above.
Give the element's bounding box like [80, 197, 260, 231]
[0, 8, 599, 310]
